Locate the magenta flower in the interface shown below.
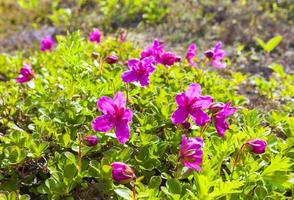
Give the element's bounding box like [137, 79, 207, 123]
[16, 64, 34, 83]
[119, 30, 126, 43]
[111, 162, 136, 183]
[121, 57, 155, 87]
[185, 43, 197, 67]
[92, 92, 133, 144]
[213, 102, 236, 137]
[171, 83, 213, 126]
[247, 139, 267, 154]
[105, 55, 118, 64]
[40, 36, 55, 52]
[180, 135, 203, 171]
[89, 28, 102, 43]
[159, 52, 181, 67]
[140, 39, 164, 63]
[205, 41, 226, 68]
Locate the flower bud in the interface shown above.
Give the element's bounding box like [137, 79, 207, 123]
[16, 64, 35, 83]
[89, 28, 102, 43]
[209, 102, 225, 113]
[83, 135, 99, 147]
[247, 139, 267, 154]
[119, 30, 126, 43]
[105, 55, 118, 64]
[181, 121, 191, 129]
[40, 36, 55, 52]
[204, 50, 214, 58]
[111, 162, 136, 183]
[91, 52, 100, 59]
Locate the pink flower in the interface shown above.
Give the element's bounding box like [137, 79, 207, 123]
[185, 43, 197, 67]
[89, 28, 102, 43]
[111, 162, 136, 183]
[119, 30, 126, 43]
[121, 57, 155, 87]
[83, 135, 99, 147]
[92, 92, 133, 144]
[40, 36, 55, 52]
[105, 55, 118, 64]
[180, 135, 203, 171]
[158, 52, 181, 67]
[16, 64, 34, 83]
[205, 41, 226, 68]
[213, 102, 236, 137]
[171, 83, 213, 126]
[140, 39, 164, 63]
[247, 139, 267, 154]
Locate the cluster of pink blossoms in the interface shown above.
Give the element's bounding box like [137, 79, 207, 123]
[14, 28, 267, 185]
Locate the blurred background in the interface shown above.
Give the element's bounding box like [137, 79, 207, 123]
[0, 0, 293, 72]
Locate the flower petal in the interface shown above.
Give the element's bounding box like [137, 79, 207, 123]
[171, 107, 188, 124]
[121, 71, 139, 83]
[215, 117, 228, 137]
[175, 93, 187, 106]
[115, 121, 130, 144]
[127, 59, 140, 70]
[122, 108, 133, 122]
[211, 60, 226, 68]
[97, 96, 115, 115]
[114, 92, 126, 108]
[193, 96, 213, 109]
[139, 75, 150, 86]
[183, 161, 202, 171]
[186, 83, 201, 99]
[190, 108, 210, 127]
[92, 115, 114, 132]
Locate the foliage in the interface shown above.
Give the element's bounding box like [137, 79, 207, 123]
[0, 31, 293, 199]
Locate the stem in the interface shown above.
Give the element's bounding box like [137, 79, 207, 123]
[199, 123, 209, 138]
[98, 54, 104, 75]
[77, 132, 82, 173]
[174, 158, 182, 179]
[126, 83, 129, 104]
[231, 143, 246, 178]
[132, 181, 136, 200]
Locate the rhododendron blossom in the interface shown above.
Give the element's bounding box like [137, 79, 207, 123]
[213, 102, 236, 137]
[111, 162, 135, 183]
[247, 139, 267, 154]
[89, 28, 102, 43]
[185, 43, 197, 67]
[171, 83, 213, 126]
[180, 135, 203, 171]
[92, 92, 133, 144]
[205, 41, 226, 68]
[40, 36, 55, 52]
[121, 57, 155, 87]
[140, 39, 164, 63]
[119, 30, 126, 43]
[159, 52, 181, 67]
[16, 64, 34, 83]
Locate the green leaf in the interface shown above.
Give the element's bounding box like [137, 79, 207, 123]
[166, 179, 182, 194]
[265, 35, 282, 52]
[114, 186, 132, 200]
[254, 37, 266, 50]
[149, 176, 162, 190]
